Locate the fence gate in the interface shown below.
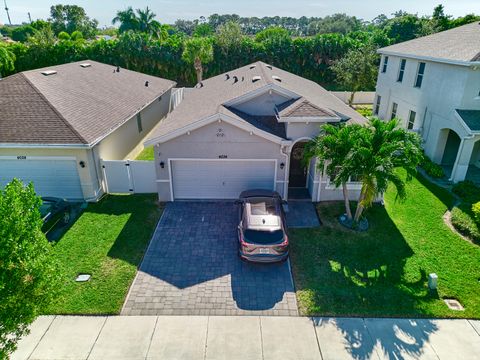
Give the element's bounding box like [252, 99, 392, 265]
[101, 160, 157, 194]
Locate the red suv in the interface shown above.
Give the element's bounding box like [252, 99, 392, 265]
[236, 189, 289, 263]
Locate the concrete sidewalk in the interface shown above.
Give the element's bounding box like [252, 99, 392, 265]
[12, 316, 480, 360]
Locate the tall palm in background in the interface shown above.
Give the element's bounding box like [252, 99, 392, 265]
[112, 7, 165, 39]
[182, 37, 214, 83]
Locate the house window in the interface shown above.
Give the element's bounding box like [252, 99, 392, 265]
[414, 62, 426, 88]
[407, 110, 416, 130]
[374, 95, 381, 115]
[137, 113, 143, 132]
[397, 59, 406, 82]
[390, 102, 398, 120]
[382, 56, 389, 73]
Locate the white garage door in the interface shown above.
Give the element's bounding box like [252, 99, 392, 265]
[0, 158, 84, 199]
[171, 159, 276, 199]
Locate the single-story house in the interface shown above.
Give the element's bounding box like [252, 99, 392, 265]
[145, 62, 367, 202]
[0, 60, 175, 200]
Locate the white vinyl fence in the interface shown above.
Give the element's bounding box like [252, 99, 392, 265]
[331, 91, 375, 105]
[101, 160, 156, 194]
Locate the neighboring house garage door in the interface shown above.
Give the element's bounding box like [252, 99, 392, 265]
[171, 159, 276, 199]
[0, 158, 83, 199]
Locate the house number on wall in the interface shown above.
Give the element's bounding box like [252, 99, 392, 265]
[216, 128, 225, 137]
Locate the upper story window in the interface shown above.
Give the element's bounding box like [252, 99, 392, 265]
[381, 56, 389, 73]
[390, 102, 398, 120]
[374, 95, 381, 115]
[407, 110, 416, 130]
[414, 62, 426, 88]
[137, 113, 143, 133]
[397, 59, 406, 82]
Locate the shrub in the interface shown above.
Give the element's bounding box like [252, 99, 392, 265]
[473, 202, 480, 224]
[420, 155, 445, 178]
[58, 31, 71, 40]
[355, 106, 372, 117]
[0, 179, 60, 357]
[451, 204, 480, 243]
[452, 181, 480, 203]
[70, 31, 84, 41]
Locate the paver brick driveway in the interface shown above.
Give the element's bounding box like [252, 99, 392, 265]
[122, 202, 298, 315]
[122, 202, 298, 316]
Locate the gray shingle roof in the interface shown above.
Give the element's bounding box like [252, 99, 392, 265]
[379, 22, 480, 63]
[147, 62, 366, 142]
[277, 97, 337, 118]
[457, 110, 480, 132]
[0, 60, 176, 145]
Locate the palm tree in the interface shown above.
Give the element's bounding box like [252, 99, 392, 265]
[182, 37, 214, 83]
[305, 123, 363, 220]
[0, 44, 15, 78]
[348, 118, 422, 222]
[112, 7, 138, 33]
[136, 7, 161, 35]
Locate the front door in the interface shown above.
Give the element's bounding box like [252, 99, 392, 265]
[289, 142, 307, 187]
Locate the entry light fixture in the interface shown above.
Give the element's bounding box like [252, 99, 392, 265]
[160, 161, 165, 169]
[280, 162, 285, 170]
[79, 161, 86, 168]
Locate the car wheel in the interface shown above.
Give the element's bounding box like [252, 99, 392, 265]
[62, 211, 71, 225]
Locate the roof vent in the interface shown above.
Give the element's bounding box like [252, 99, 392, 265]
[233, 76, 238, 84]
[225, 74, 230, 80]
[116, 66, 120, 73]
[80, 63, 91, 68]
[41, 70, 57, 76]
[266, 65, 273, 70]
[196, 82, 204, 88]
[250, 65, 257, 69]
[252, 76, 261, 83]
[241, 76, 244, 82]
[145, 81, 149, 87]
[272, 75, 282, 82]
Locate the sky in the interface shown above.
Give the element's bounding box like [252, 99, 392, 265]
[2, 0, 480, 27]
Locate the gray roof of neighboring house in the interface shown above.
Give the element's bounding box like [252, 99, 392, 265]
[457, 110, 480, 132]
[147, 61, 366, 142]
[378, 22, 480, 63]
[0, 60, 176, 145]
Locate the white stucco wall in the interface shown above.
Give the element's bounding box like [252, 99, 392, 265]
[96, 89, 172, 160]
[375, 54, 480, 169]
[286, 123, 322, 139]
[153, 120, 287, 201]
[233, 91, 291, 116]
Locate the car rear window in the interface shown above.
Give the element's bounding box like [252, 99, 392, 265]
[246, 197, 277, 215]
[244, 229, 284, 244]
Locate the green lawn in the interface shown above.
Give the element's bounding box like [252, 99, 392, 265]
[44, 194, 163, 315]
[135, 146, 154, 160]
[289, 171, 480, 318]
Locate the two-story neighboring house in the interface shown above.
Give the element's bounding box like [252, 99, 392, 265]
[145, 61, 367, 202]
[374, 22, 480, 183]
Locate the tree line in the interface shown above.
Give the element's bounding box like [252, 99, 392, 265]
[0, 5, 479, 89]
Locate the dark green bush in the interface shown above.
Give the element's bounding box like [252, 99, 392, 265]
[452, 181, 480, 203]
[420, 155, 444, 178]
[451, 204, 480, 243]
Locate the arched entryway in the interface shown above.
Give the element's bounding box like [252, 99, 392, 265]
[288, 141, 309, 199]
[441, 129, 462, 165]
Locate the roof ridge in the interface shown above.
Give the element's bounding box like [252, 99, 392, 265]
[20, 73, 87, 144]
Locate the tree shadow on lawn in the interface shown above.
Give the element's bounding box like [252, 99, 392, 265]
[290, 201, 440, 359]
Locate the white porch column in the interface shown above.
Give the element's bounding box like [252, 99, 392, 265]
[451, 137, 476, 182]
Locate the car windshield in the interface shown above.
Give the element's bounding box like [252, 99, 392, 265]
[244, 229, 284, 244]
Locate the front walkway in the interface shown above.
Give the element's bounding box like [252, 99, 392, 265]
[13, 315, 480, 360]
[122, 202, 297, 316]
